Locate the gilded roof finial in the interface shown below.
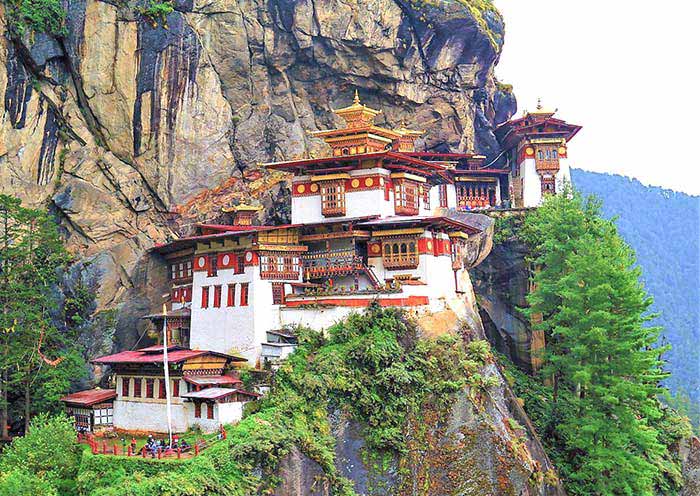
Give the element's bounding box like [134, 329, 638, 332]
[353, 89, 361, 105]
[536, 97, 542, 110]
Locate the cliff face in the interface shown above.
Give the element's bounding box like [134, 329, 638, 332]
[0, 0, 515, 351]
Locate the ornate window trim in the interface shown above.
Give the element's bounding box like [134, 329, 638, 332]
[382, 237, 419, 269]
[320, 180, 346, 217]
[394, 179, 419, 215]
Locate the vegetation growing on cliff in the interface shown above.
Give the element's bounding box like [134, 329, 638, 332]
[5, 0, 66, 36]
[2, 306, 501, 495]
[504, 192, 691, 495]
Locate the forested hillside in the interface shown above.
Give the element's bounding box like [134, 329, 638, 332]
[571, 169, 700, 425]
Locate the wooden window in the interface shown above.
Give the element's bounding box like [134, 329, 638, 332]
[394, 180, 420, 215]
[121, 378, 129, 397]
[213, 285, 222, 307]
[146, 379, 154, 398]
[422, 186, 430, 210]
[185, 260, 192, 278]
[201, 286, 209, 308]
[260, 253, 300, 280]
[439, 184, 448, 208]
[170, 264, 177, 280]
[320, 180, 346, 217]
[240, 283, 249, 306]
[172, 379, 179, 397]
[382, 238, 419, 269]
[384, 180, 391, 201]
[541, 176, 556, 195]
[227, 284, 236, 307]
[158, 379, 166, 399]
[207, 255, 218, 277]
[272, 283, 285, 305]
[235, 254, 245, 274]
[133, 378, 141, 398]
[207, 403, 215, 420]
[194, 402, 201, 418]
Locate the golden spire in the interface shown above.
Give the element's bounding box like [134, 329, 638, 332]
[332, 90, 382, 128]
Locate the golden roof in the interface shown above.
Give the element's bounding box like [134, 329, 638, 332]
[523, 98, 557, 117]
[332, 90, 382, 128]
[221, 204, 263, 213]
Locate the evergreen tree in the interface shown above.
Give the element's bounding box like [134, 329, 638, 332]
[0, 195, 83, 436]
[521, 192, 679, 495]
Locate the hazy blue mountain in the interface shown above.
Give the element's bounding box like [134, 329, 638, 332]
[571, 168, 700, 425]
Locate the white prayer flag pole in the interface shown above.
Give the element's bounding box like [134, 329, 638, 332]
[162, 303, 173, 447]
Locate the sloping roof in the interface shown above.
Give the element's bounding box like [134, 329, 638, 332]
[183, 375, 242, 387]
[181, 387, 261, 401]
[92, 346, 247, 365]
[141, 307, 191, 320]
[357, 215, 480, 234]
[60, 389, 116, 406]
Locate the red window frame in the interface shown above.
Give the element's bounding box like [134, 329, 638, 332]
[133, 379, 141, 398]
[194, 402, 201, 418]
[240, 283, 249, 306]
[422, 186, 430, 209]
[201, 286, 209, 308]
[227, 284, 236, 307]
[272, 283, 285, 305]
[172, 379, 179, 397]
[206, 402, 214, 420]
[213, 285, 222, 308]
[158, 379, 166, 399]
[122, 378, 129, 397]
[146, 378, 154, 398]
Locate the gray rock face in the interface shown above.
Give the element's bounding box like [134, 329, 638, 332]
[470, 237, 537, 372]
[0, 0, 516, 361]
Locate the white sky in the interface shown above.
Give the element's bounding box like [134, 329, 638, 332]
[494, 0, 700, 195]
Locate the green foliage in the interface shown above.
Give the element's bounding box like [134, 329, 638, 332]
[6, 0, 67, 36]
[70, 306, 496, 495]
[0, 469, 58, 496]
[572, 169, 700, 429]
[0, 195, 86, 434]
[492, 213, 523, 244]
[137, 0, 175, 25]
[0, 413, 81, 495]
[516, 191, 686, 495]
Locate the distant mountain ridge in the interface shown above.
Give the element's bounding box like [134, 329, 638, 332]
[571, 168, 700, 424]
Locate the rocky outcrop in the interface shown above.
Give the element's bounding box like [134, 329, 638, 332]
[469, 234, 538, 372]
[0, 0, 515, 355]
[273, 363, 564, 495]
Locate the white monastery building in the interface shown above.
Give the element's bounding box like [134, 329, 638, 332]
[64, 94, 580, 434]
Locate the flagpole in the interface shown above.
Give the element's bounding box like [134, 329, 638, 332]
[162, 303, 173, 446]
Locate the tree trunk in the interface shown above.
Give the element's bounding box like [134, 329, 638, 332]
[23, 377, 30, 434]
[0, 374, 7, 439]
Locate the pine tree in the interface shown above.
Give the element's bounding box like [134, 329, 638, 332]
[0, 195, 81, 435]
[521, 192, 676, 495]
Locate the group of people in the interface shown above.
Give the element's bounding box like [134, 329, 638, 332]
[137, 434, 191, 457]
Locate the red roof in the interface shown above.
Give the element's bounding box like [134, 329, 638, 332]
[60, 389, 116, 406]
[183, 375, 243, 387]
[92, 347, 246, 365]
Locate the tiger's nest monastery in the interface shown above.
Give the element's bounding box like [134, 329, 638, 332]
[63, 94, 580, 434]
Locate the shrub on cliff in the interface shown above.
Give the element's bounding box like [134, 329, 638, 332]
[0, 413, 81, 495]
